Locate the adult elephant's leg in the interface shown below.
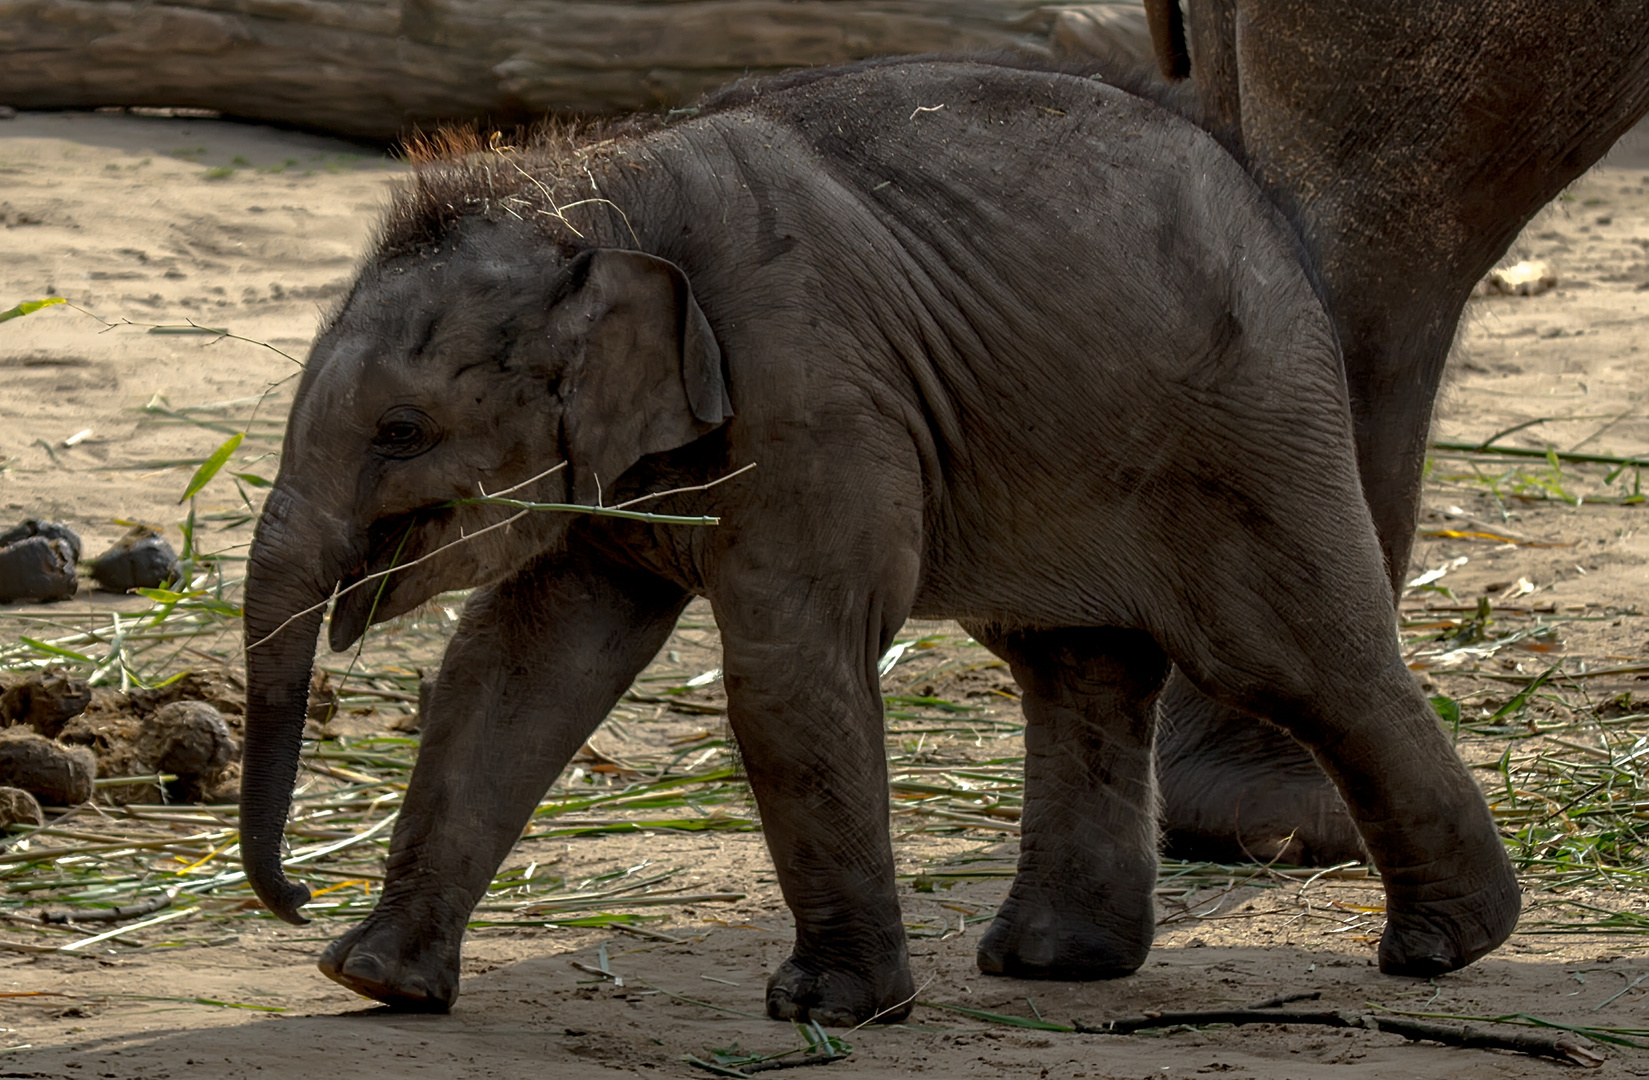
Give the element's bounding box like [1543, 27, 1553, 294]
[969, 625, 1168, 979]
[1156, 677, 1364, 865]
[716, 577, 916, 1027]
[318, 551, 689, 1010]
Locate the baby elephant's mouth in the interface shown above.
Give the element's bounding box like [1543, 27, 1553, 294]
[327, 507, 449, 651]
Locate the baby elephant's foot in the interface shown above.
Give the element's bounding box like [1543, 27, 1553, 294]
[977, 894, 1150, 980]
[1378, 862, 1522, 977]
[319, 919, 460, 1012]
[766, 956, 915, 1027]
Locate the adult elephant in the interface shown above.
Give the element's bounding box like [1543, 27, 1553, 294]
[1142, 0, 1649, 863]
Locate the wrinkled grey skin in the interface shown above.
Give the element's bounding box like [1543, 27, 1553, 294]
[1138, 0, 1649, 865]
[241, 61, 1519, 1025]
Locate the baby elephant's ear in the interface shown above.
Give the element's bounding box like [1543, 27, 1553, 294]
[558, 249, 731, 505]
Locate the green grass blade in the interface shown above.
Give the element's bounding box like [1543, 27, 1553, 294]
[179, 433, 244, 503]
[1488, 665, 1560, 724]
[19, 638, 94, 663]
[0, 297, 65, 323]
[147, 324, 228, 336]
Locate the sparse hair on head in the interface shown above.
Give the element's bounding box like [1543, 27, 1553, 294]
[374, 118, 655, 262]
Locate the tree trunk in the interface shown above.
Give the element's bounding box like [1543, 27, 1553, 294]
[0, 0, 1150, 140]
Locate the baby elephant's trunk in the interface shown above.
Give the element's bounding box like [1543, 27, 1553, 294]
[239, 488, 348, 924]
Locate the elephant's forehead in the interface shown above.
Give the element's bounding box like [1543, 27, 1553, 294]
[290, 355, 378, 438]
[338, 255, 548, 352]
[344, 263, 468, 334]
[301, 260, 534, 416]
[296, 326, 422, 433]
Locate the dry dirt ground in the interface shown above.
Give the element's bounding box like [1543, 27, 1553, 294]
[0, 108, 1648, 1079]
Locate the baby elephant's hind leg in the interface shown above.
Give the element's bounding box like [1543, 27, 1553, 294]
[1287, 663, 1521, 976]
[1179, 590, 1521, 976]
[970, 626, 1170, 979]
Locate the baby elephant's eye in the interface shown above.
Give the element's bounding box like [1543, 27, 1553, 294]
[372, 407, 440, 459]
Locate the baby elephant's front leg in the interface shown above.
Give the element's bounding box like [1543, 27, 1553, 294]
[720, 625, 914, 1027]
[319, 555, 688, 1011]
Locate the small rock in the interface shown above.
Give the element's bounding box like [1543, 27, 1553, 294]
[90, 527, 178, 594]
[140, 700, 236, 781]
[0, 536, 78, 603]
[0, 520, 82, 563]
[0, 670, 92, 738]
[0, 729, 96, 805]
[0, 106, 15, 121]
[0, 786, 43, 829]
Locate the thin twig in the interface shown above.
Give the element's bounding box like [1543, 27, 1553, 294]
[243, 509, 529, 652]
[1246, 991, 1322, 1009]
[1594, 971, 1649, 1012]
[737, 1056, 847, 1075]
[250, 463, 743, 652]
[609, 462, 757, 510]
[1432, 440, 1649, 469]
[1072, 1008, 1354, 1036]
[495, 154, 640, 245]
[480, 461, 565, 499]
[40, 889, 176, 925]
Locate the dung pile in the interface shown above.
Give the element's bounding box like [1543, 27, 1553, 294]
[0, 518, 178, 603]
[0, 520, 81, 603]
[0, 730, 94, 806]
[0, 668, 243, 809]
[89, 525, 178, 594]
[0, 668, 89, 738]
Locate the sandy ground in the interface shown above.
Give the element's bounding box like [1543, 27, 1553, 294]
[1, 108, 1649, 1078]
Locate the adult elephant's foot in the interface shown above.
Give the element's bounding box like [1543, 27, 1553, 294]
[318, 917, 460, 1012]
[976, 894, 1149, 980]
[1156, 673, 1367, 865]
[766, 955, 915, 1027]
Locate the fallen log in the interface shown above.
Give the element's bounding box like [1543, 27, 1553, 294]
[0, 0, 1150, 139]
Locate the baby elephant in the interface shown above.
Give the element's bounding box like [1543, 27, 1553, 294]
[239, 59, 1519, 1025]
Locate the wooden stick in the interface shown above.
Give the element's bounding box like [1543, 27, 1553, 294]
[684, 1052, 845, 1077]
[1070, 1008, 1608, 1068]
[58, 906, 200, 951]
[1072, 1008, 1354, 1036]
[741, 1056, 847, 1075]
[1245, 991, 1322, 1009]
[1369, 1015, 1606, 1067]
[40, 890, 174, 925]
